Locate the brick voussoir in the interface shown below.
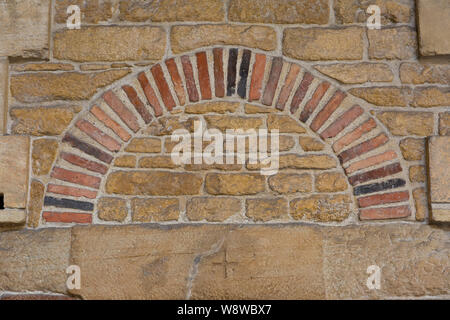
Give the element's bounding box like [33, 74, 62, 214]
[151, 64, 177, 111]
[354, 178, 406, 196]
[358, 191, 410, 208]
[196, 51, 212, 100]
[43, 211, 92, 224]
[165, 58, 186, 105]
[237, 49, 252, 99]
[213, 48, 225, 98]
[75, 119, 122, 152]
[262, 57, 283, 106]
[290, 72, 314, 114]
[332, 118, 377, 153]
[299, 81, 330, 123]
[360, 205, 412, 220]
[276, 63, 301, 111]
[227, 48, 238, 96]
[137, 72, 164, 117]
[348, 162, 403, 186]
[51, 167, 101, 189]
[90, 105, 132, 142]
[320, 105, 364, 139]
[62, 133, 114, 164]
[310, 90, 347, 132]
[60, 152, 108, 175]
[249, 53, 266, 102]
[338, 133, 389, 164]
[44, 196, 94, 212]
[181, 55, 200, 103]
[103, 90, 140, 132]
[47, 184, 98, 199]
[122, 85, 153, 124]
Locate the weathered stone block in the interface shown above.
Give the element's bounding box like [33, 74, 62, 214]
[368, 27, 417, 60]
[98, 197, 128, 222]
[245, 198, 288, 222]
[429, 136, 450, 203]
[32, 139, 58, 176]
[417, 0, 450, 56]
[186, 197, 241, 222]
[315, 63, 394, 84]
[290, 194, 353, 222]
[131, 198, 179, 222]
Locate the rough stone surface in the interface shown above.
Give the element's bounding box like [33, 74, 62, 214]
[54, 0, 114, 24]
[334, 0, 412, 24]
[269, 173, 312, 194]
[106, 171, 203, 196]
[132, 198, 179, 222]
[298, 137, 325, 151]
[117, 0, 225, 22]
[0, 58, 7, 134]
[0, 228, 71, 294]
[349, 87, 411, 107]
[205, 173, 266, 195]
[429, 136, 450, 203]
[315, 172, 348, 192]
[54, 27, 166, 62]
[399, 138, 425, 161]
[413, 188, 427, 221]
[10, 107, 78, 136]
[27, 180, 45, 228]
[185, 102, 239, 114]
[440, 113, 450, 136]
[0, 209, 26, 225]
[114, 155, 136, 168]
[32, 139, 58, 176]
[246, 198, 288, 222]
[125, 138, 162, 153]
[267, 115, 306, 133]
[0, 136, 29, 209]
[228, 0, 329, 24]
[368, 27, 417, 60]
[315, 63, 393, 84]
[186, 197, 241, 222]
[412, 87, 450, 107]
[278, 154, 337, 170]
[400, 63, 450, 85]
[12, 63, 75, 72]
[171, 25, 276, 54]
[409, 165, 426, 183]
[0, 0, 50, 58]
[417, 0, 450, 56]
[98, 198, 128, 222]
[376, 112, 434, 136]
[205, 115, 263, 131]
[283, 28, 364, 61]
[10, 70, 130, 103]
[290, 195, 353, 222]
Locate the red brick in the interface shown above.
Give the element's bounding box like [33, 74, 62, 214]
[137, 72, 164, 117]
[360, 205, 411, 220]
[90, 105, 131, 142]
[151, 64, 176, 111]
[290, 72, 314, 114]
[196, 51, 212, 100]
[310, 91, 347, 132]
[60, 152, 108, 174]
[47, 184, 98, 199]
[339, 133, 389, 164]
[299, 81, 330, 122]
[51, 167, 101, 189]
[75, 120, 121, 152]
[181, 55, 200, 103]
[122, 85, 152, 124]
[103, 90, 140, 132]
[348, 162, 402, 186]
[262, 57, 283, 106]
[345, 150, 397, 174]
[333, 118, 377, 153]
[213, 48, 225, 98]
[358, 191, 410, 208]
[43, 211, 92, 224]
[320, 105, 363, 139]
[276, 64, 301, 111]
[62, 134, 113, 164]
[249, 53, 266, 102]
[165, 58, 186, 105]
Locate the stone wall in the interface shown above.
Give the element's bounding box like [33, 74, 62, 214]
[0, 0, 449, 299]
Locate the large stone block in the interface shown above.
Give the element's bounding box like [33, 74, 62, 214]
[0, 0, 50, 58]
[417, 0, 450, 56]
[0, 228, 71, 293]
[0, 58, 7, 134]
[0, 136, 29, 210]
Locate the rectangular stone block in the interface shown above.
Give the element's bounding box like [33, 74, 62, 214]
[429, 136, 450, 223]
[0, 58, 7, 134]
[0, 0, 50, 58]
[417, 0, 450, 56]
[0, 136, 29, 209]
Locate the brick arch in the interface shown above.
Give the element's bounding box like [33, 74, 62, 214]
[41, 47, 412, 225]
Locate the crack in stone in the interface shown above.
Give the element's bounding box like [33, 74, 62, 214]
[185, 236, 226, 300]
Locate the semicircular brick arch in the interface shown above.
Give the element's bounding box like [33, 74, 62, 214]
[41, 47, 412, 226]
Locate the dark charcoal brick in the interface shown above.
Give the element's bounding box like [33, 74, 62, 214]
[237, 49, 252, 99]
[62, 134, 113, 164]
[44, 196, 94, 212]
[227, 48, 238, 96]
[354, 178, 406, 196]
